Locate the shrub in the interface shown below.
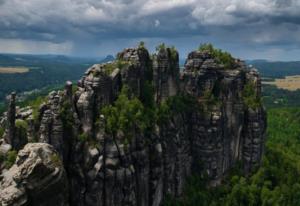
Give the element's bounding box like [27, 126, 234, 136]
[0, 153, 5, 164]
[21, 96, 47, 124]
[156, 43, 166, 51]
[170, 46, 178, 61]
[155, 43, 177, 61]
[242, 82, 262, 110]
[101, 86, 150, 142]
[157, 94, 200, 124]
[15, 119, 28, 146]
[102, 60, 130, 75]
[203, 89, 221, 108]
[15, 119, 28, 130]
[78, 133, 88, 142]
[59, 100, 74, 130]
[51, 153, 62, 167]
[4, 150, 17, 168]
[138, 41, 145, 49]
[0, 127, 4, 138]
[198, 43, 235, 70]
[15, 119, 28, 139]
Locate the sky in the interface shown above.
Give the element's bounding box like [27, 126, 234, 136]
[0, 0, 300, 61]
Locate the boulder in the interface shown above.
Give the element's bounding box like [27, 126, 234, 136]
[0, 143, 69, 206]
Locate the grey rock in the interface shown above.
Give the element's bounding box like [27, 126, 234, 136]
[4, 92, 16, 148]
[0, 143, 68, 206]
[153, 47, 179, 103]
[0, 46, 266, 206]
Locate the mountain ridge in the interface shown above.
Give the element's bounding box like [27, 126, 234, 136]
[0, 44, 266, 206]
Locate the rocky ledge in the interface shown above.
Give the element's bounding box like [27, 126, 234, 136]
[0, 44, 266, 206]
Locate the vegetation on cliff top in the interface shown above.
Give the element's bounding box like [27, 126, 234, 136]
[101, 60, 131, 75]
[198, 43, 235, 70]
[156, 43, 178, 62]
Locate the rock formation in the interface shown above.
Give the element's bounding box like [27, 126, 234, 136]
[0, 143, 68, 206]
[0, 45, 267, 206]
[4, 92, 16, 148]
[153, 46, 179, 102]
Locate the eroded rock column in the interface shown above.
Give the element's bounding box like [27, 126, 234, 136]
[5, 92, 16, 148]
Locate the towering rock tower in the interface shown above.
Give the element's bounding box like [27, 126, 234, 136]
[153, 46, 179, 103]
[4, 92, 16, 148]
[0, 45, 267, 206]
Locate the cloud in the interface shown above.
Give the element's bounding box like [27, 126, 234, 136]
[154, 19, 160, 27]
[0, 0, 299, 59]
[190, 0, 300, 26]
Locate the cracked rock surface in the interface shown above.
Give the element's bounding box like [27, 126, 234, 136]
[0, 143, 68, 206]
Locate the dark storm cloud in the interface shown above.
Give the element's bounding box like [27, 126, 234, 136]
[0, 0, 300, 59]
[0, 0, 210, 42]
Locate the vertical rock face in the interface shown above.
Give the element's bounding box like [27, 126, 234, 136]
[242, 69, 267, 173]
[153, 47, 179, 102]
[76, 64, 113, 136]
[0, 45, 266, 206]
[4, 92, 16, 147]
[117, 47, 152, 97]
[180, 51, 267, 185]
[159, 113, 192, 197]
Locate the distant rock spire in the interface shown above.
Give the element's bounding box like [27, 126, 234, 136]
[5, 92, 16, 146]
[65, 81, 73, 100]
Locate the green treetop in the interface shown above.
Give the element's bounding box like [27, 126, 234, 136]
[198, 43, 235, 69]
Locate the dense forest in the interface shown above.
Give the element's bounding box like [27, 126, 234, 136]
[164, 107, 300, 206]
[263, 85, 300, 108]
[248, 60, 300, 78]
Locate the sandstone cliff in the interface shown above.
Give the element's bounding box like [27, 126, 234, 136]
[0, 44, 266, 206]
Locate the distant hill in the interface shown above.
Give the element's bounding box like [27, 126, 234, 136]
[100, 55, 115, 63]
[247, 60, 300, 78]
[0, 54, 113, 102]
[0, 53, 102, 65]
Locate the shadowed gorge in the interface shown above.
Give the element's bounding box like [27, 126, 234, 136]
[0, 44, 266, 206]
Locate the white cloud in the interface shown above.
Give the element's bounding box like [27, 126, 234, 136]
[1, 0, 300, 34]
[154, 19, 160, 27]
[190, 0, 277, 25]
[139, 0, 195, 16]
